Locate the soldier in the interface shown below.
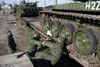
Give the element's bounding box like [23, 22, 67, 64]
[28, 33, 41, 55]
[35, 37, 65, 67]
[27, 31, 65, 67]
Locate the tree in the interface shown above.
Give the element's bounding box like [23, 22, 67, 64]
[1, 1, 6, 5]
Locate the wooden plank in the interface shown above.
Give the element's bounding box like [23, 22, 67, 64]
[69, 53, 89, 67]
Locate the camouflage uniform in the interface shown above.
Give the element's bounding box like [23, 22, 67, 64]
[28, 33, 42, 55]
[28, 34, 50, 67]
[28, 31, 64, 66]
[35, 38, 64, 65]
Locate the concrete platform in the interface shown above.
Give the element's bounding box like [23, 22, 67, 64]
[0, 52, 34, 67]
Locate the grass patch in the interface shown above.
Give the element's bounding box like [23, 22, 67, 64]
[16, 19, 37, 53]
[6, 32, 16, 54]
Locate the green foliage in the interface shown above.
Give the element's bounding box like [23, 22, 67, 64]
[17, 19, 37, 53]
[6, 38, 12, 54]
[17, 19, 34, 37]
[12, 4, 18, 14]
[26, 27, 37, 54]
[28, 39, 37, 53]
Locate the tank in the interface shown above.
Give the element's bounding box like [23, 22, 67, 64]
[39, 1, 100, 67]
[13, 0, 43, 17]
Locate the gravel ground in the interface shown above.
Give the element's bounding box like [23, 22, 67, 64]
[0, 9, 30, 56]
[0, 10, 9, 55]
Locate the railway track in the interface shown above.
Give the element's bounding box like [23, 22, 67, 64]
[17, 14, 100, 67]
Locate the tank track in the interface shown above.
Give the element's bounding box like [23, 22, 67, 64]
[39, 10, 100, 67]
[40, 10, 100, 20]
[39, 10, 100, 27]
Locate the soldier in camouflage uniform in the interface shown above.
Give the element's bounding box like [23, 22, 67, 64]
[28, 30, 65, 67]
[28, 33, 41, 55]
[35, 38, 64, 65]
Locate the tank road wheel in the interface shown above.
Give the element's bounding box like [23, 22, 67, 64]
[43, 19, 50, 32]
[41, 17, 51, 33]
[73, 28, 98, 55]
[50, 21, 60, 37]
[59, 23, 75, 44]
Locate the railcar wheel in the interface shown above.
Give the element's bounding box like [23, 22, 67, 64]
[73, 28, 98, 55]
[59, 23, 75, 44]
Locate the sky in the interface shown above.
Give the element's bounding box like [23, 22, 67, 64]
[0, 0, 74, 7]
